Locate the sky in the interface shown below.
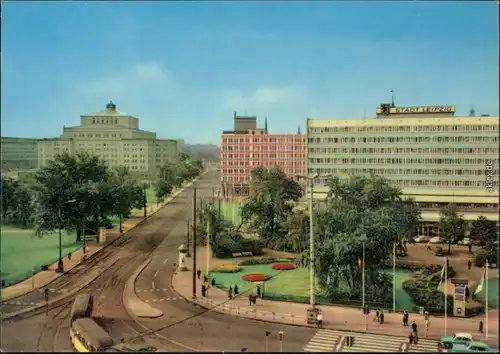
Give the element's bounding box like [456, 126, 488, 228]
[2, 2, 498, 145]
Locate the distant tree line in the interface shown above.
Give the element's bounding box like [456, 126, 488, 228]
[1, 151, 203, 240]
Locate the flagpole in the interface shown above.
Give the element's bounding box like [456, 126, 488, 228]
[444, 258, 448, 336]
[393, 242, 396, 312]
[362, 243, 365, 308]
[485, 260, 489, 339]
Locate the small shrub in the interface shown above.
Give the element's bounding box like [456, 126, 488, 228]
[271, 262, 296, 271]
[212, 264, 241, 273]
[474, 249, 497, 267]
[238, 257, 296, 266]
[241, 273, 271, 282]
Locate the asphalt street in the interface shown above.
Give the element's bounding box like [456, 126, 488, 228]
[133, 172, 318, 352]
[0, 171, 217, 352]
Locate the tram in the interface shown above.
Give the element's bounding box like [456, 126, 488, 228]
[70, 293, 94, 323]
[70, 318, 114, 352]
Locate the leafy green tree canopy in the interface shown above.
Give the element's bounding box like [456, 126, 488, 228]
[439, 203, 466, 254]
[469, 216, 497, 247]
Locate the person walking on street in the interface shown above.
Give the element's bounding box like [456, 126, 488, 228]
[403, 311, 409, 326]
[427, 242, 431, 251]
[412, 320, 418, 335]
[479, 320, 484, 334]
[380, 311, 385, 324]
[228, 286, 233, 299]
[468, 259, 472, 270]
[375, 309, 380, 322]
[317, 311, 323, 328]
[425, 319, 430, 338]
[468, 243, 472, 253]
[408, 332, 414, 345]
[197, 269, 201, 279]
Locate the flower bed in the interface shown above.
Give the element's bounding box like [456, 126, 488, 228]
[241, 273, 271, 282]
[212, 264, 241, 273]
[271, 262, 296, 271]
[238, 257, 296, 266]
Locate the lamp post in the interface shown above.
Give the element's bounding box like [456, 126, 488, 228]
[57, 199, 76, 273]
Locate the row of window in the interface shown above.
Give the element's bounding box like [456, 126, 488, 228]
[308, 157, 497, 165]
[222, 153, 306, 159]
[222, 161, 304, 167]
[307, 167, 499, 177]
[221, 172, 304, 182]
[308, 147, 498, 155]
[222, 167, 305, 174]
[92, 117, 119, 125]
[74, 132, 121, 138]
[222, 137, 305, 143]
[308, 124, 498, 134]
[417, 203, 498, 210]
[222, 145, 305, 151]
[309, 176, 498, 188]
[309, 136, 498, 144]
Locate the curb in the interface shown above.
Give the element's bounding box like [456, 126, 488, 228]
[1, 258, 121, 320]
[123, 258, 163, 319]
[1, 178, 199, 315]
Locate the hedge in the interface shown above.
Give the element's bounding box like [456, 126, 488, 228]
[213, 238, 264, 258]
[238, 257, 297, 266]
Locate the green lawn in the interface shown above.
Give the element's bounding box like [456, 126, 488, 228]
[473, 276, 499, 308]
[210, 264, 416, 310]
[0, 226, 94, 286]
[0, 185, 159, 286]
[220, 201, 242, 225]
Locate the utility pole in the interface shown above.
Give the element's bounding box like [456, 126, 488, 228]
[186, 220, 191, 257]
[192, 188, 197, 299]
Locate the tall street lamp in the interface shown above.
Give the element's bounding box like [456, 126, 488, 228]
[57, 199, 76, 273]
[295, 173, 332, 311]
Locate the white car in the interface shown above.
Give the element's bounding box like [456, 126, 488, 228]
[458, 238, 472, 246]
[429, 236, 444, 244]
[413, 235, 430, 243]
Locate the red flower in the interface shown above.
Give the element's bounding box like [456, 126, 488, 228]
[241, 273, 271, 282]
[271, 263, 296, 271]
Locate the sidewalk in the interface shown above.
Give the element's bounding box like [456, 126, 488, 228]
[172, 248, 499, 343]
[1, 182, 193, 301]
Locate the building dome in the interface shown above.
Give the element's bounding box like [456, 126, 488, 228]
[106, 101, 116, 112]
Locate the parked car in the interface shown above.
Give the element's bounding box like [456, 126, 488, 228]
[458, 238, 472, 246]
[449, 341, 496, 353]
[413, 235, 430, 243]
[440, 333, 473, 347]
[435, 246, 444, 256]
[430, 236, 444, 244]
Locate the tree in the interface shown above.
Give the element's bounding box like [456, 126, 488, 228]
[0, 176, 34, 228]
[439, 203, 466, 254]
[313, 175, 421, 302]
[240, 166, 303, 249]
[31, 152, 116, 241]
[154, 163, 176, 203]
[469, 216, 497, 247]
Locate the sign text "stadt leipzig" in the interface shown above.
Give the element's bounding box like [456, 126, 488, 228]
[393, 105, 455, 114]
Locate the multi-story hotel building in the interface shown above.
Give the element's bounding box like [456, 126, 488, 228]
[220, 113, 307, 196]
[307, 103, 499, 227]
[1, 137, 39, 171]
[38, 102, 180, 179]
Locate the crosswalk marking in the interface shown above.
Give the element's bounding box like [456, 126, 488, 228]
[345, 332, 403, 352]
[304, 329, 343, 352]
[408, 338, 439, 352]
[144, 297, 178, 303]
[137, 288, 168, 293]
[2, 301, 37, 306]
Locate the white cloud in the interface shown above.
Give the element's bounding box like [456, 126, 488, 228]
[134, 62, 168, 84]
[251, 85, 305, 105]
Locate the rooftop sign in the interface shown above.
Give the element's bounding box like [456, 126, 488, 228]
[377, 105, 456, 115]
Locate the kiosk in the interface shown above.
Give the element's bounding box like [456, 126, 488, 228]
[178, 244, 188, 271]
[451, 278, 468, 317]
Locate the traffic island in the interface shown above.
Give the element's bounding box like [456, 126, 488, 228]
[123, 258, 163, 319]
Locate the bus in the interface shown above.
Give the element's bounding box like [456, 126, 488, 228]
[70, 293, 94, 323]
[70, 318, 114, 352]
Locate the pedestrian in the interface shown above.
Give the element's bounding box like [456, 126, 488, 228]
[380, 311, 385, 324]
[248, 295, 253, 306]
[197, 269, 201, 279]
[317, 311, 323, 328]
[68, 252, 72, 260]
[414, 331, 419, 345]
[408, 332, 414, 344]
[425, 319, 430, 338]
[234, 284, 239, 296]
[375, 309, 380, 322]
[211, 277, 216, 287]
[412, 320, 418, 334]
[468, 260, 472, 270]
[403, 311, 409, 326]
[479, 320, 484, 333]
[256, 285, 261, 297]
[203, 274, 208, 283]
[228, 286, 233, 299]
[468, 243, 472, 253]
[201, 283, 206, 297]
[465, 286, 470, 302]
[427, 242, 431, 250]
[446, 258, 449, 267]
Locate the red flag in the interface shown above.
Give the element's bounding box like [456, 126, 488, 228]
[358, 257, 363, 269]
